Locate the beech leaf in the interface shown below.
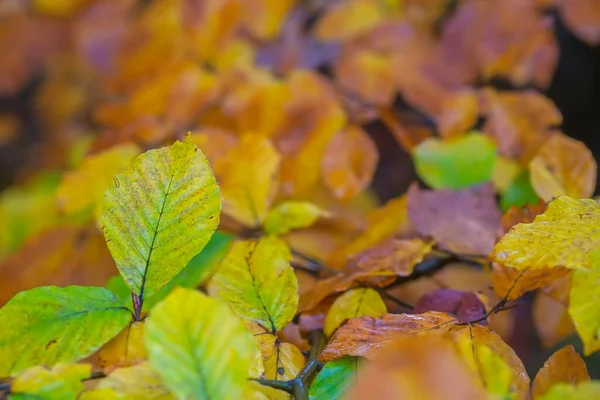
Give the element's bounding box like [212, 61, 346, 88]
[532, 345, 590, 399]
[10, 363, 91, 400]
[323, 288, 387, 337]
[308, 357, 362, 400]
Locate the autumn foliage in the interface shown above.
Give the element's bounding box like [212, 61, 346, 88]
[1, 0, 600, 399]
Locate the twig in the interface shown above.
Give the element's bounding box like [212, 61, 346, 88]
[375, 289, 414, 311]
[252, 330, 326, 399]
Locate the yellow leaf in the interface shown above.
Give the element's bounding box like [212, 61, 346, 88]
[100, 136, 221, 299]
[98, 321, 147, 374]
[315, 0, 385, 41]
[239, 0, 295, 40]
[209, 237, 298, 332]
[264, 341, 305, 381]
[145, 288, 256, 399]
[529, 133, 596, 202]
[11, 363, 91, 399]
[532, 345, 590, 399]
[491, 196, 600, 271]
[321, 125, 380, 200]
[323, 288, 387, 337]
[33, 0, 90, 17]
[79, 388, 122, 400]
[220, 135, 281, 227]
[57, 143, 140, 220]
[96, 362, 174, 399]
[263, 201, 329, 236]
[455, 336, 514, 399]
[569, 268, 600, 355]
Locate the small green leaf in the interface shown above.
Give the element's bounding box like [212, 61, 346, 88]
[9, 363, 91, 400]
[309, 357, 362, 400]
[500, 171, 539, 211]
[0, 286, 131, 375]
[263, 201, 329, 235]
[413, 133, 497, 189]
[100, 137, 221, 300]
[208, 237, 298, 332]
[145, 288, 256, 400]
[106, 231, 233, 311]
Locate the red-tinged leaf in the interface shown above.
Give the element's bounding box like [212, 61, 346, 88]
[319, 312, 458, 362]
[414, 289, 487, 324]
[407, 183, 501, 255]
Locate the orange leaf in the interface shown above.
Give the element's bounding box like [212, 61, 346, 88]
[319, 312, 458, 362]
[492, 263, 571, 301]
[98, 321, 147, 374]
[321, 125, 379, 200]
[532, 345, 590, 399]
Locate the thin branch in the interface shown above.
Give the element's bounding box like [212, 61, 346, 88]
[253, 330, 326, 400]
[375, 289, 414, 311]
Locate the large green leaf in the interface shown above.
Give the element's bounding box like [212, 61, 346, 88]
[145, 288, 256, 400]
[208, 236, 298, 332]
[309, 357, 361, 400]
[0, 286, 131, 375]
[413, 133, 497, 190]
[100, 137, 221, 300]
[106, 231, 233, 311]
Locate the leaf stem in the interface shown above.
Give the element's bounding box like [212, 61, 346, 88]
[253, 330, 326, 399]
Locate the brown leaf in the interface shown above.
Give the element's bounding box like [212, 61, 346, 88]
[319, 312, 458, 362]
[436, 90, 479, 139]
[407, 183, 501, 255]
[531, 345, 590, 399]
[0, 226, 116, 305]
[529, 132, 597, 202]
[321, 124, 379, 200]
[414, 289, 487, 324]
[499, 201, 547, 236]
[297, 273, 356, 313]
[345, 334, 488, 400]
[347, 238, 433, 277]
[482, 89, 561, 163]
[558, 0, 600, 45]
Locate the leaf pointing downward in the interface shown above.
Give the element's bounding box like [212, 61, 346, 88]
[101, 137, 221, 299]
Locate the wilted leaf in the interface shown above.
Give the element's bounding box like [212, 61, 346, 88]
[323, 288, 387, 337]
[10, 363, 91, 400]
[348, 238, 433, 277]
[145, 288, 256, 399]
[209, 237, 298, 332]
[491, 196, 600, 271]
[0, 286, 131, 375]
[319, 312, 458, 362]
[263, 201, 329, 236]
[98, 321, 147, 374]
[538, 381, 600, 400]
[101, 137, 221, 299]
[414, 289, 487, 324]
[408, 183, 501, 255]
[321, 125, 379, 200]
[413, 133, 497, 190]
[308, 356, 362, 400]
[57, 143, 140, 219]
[570, 268, 600, 355]
[532, 345, 590, 399]
[95, 362, 174, 400]
[219, 135, 281, 226]
[529, 133, 596, 202]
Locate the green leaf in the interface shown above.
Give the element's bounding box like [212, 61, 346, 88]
[538, 381, 600, 400]
[208, 236, 298, 332]
[500, 171, 539, 211]
[0, 286, 132, 375]
[263, 201, 328, 235]
[570, 268, 600, 355]
[106, 231, 233, 311]
[309, 357, 361, 400]
[100, 136, 221, 300]
[413, 133, 497, 189]
[9, 363, 91, 400]
[145, 288, 256, 400]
